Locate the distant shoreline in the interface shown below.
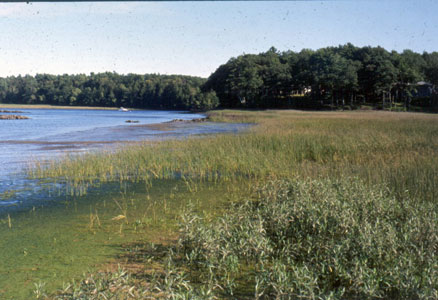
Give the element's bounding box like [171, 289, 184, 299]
[0, 103, 121, 110]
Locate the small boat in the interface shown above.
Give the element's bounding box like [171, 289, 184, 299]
[119, 107, 130, 112]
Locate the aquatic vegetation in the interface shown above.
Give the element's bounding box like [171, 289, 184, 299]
[0, 189, 17, 201]
[55, 178, 438, 299]
[23, 109, 438, 298]
[0, 179, 244, 299]
[53, 267, 142, 300]
[30, 110, 438, 203]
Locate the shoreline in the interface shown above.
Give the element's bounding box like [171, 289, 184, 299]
[0, 103, 209, 113]
[0, 118, 236, 153]
[0, 103, 123, 110]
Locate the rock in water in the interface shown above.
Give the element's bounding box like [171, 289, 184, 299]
[0, 110, 24, 113]
[0, 115, 29, 120]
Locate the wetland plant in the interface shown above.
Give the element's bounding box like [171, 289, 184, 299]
[30, 110, 438, 298]
[161, 178, 438, 299]
[54, 177, 438, 299]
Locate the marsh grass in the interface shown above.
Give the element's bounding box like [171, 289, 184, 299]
[26, 109, 438, 298]
[30, 110, 438, 203]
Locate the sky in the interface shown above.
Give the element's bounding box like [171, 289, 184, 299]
[0, 0, 437, 78]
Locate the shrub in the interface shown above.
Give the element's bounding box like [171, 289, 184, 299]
[169, 178, 438, 299]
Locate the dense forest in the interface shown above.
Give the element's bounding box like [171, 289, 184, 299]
[0, 73, 219, 111]
[204, 43, 438, 110]
[0, 44, 437, 111]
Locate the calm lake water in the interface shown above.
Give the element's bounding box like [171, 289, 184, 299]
[0, 108, 247, 212]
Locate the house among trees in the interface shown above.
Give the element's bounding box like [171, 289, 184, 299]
[412, 81, 435, 98]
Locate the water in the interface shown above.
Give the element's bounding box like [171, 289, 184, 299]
[0, 108, 248, 212]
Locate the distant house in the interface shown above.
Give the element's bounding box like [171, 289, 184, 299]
[412, 81, 434, 98]
[290, 87, 312, 96]
[303, 87, 312, 95]
[408, 81, 438, 110]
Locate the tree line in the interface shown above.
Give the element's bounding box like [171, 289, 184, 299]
[204, 43, 438, 110]
[1, 44, 437, 111]
[0, 72, 219, 111]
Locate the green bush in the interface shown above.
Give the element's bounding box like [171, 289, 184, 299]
[168, 178, 438, 299]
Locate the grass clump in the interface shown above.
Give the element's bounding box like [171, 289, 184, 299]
[53, 267, 143, 299]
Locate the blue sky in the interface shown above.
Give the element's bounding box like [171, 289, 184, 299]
[0, 1, 437, 78]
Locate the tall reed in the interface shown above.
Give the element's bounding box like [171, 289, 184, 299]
[29, 110, 438, 203]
